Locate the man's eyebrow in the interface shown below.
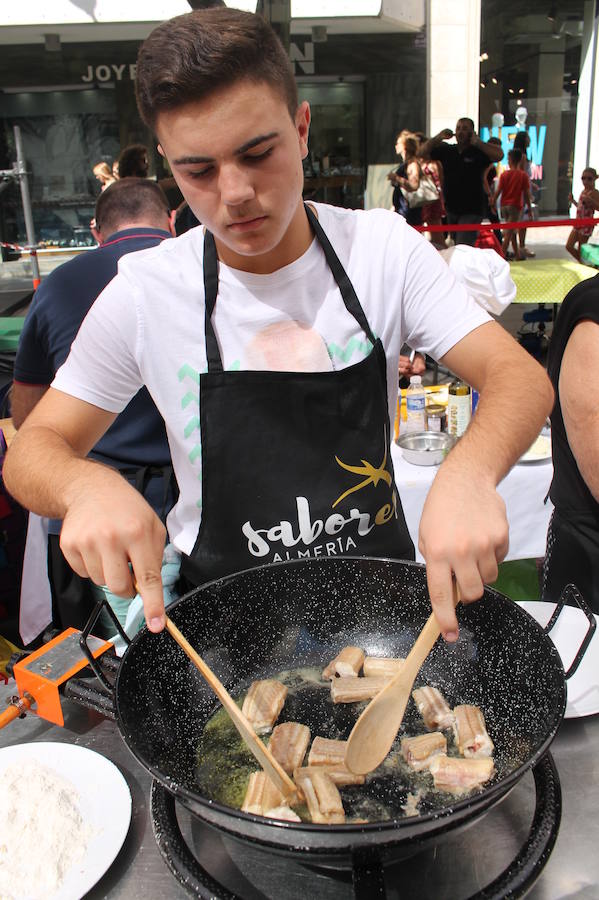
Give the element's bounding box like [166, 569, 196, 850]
[235, 132, 279, 155]
[172, 132, 279, 166]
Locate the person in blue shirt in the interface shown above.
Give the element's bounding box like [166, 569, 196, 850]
[12, 177, 178, 633]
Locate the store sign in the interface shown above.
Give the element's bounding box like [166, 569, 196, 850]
[81, 64, 137, 83]
[480, 125, 547, 179]
[81, 41, 314, 83]
[289, 41, 315, 74]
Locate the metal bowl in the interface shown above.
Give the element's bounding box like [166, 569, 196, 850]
[395, 430, 456, 466]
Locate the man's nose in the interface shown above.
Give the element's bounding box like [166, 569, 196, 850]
[219, 164, 255, 205]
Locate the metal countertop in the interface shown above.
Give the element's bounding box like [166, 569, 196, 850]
[1, 679, 597, 900]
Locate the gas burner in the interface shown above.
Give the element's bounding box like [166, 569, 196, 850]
[149, 752, 561, 900]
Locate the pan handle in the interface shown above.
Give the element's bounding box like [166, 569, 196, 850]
[80, 596, 131, 692]
[543, 583, 596, 679]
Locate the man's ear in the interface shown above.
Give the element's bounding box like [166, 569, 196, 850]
[295, 101, 311, 161]
[157, 143, 165, 158]
[90, 219, 102, 244]
[168, 210, 177, 236]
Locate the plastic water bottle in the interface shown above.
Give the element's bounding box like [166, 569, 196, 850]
[406, 375, 426, 432]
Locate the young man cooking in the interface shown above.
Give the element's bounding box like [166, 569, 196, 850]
[3, 8, 553, 644]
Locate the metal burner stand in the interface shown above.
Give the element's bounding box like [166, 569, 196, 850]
[149, 751, 561, 900]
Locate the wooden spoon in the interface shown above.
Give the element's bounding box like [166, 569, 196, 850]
[344, 584, 460, 775]
[165, 616, 298, 802]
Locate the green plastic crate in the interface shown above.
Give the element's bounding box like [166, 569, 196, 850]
[0, 318, 25, 352]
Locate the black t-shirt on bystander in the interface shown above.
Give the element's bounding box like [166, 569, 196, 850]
[548, 274, 599, 522]
[431, 143, 489, 216]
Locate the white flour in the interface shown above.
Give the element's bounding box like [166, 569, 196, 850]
[0, 759, 93, 899]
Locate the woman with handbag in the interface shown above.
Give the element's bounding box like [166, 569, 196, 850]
[418, 141, 446, 248]
[388, 131, 423, 227]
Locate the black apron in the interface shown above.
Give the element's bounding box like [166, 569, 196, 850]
[181, 204, 414, 587]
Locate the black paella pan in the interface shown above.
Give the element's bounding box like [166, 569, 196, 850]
[112, 556, 573, 862]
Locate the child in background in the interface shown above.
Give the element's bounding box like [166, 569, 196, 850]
[492, 149, 532, 261]
[566, 168, 599, 262]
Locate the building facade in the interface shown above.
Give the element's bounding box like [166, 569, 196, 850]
[0, 0, 594, 247]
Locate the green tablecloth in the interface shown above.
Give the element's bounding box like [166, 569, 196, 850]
[509, 258, 597, 304]
[0, 317, 25, 352]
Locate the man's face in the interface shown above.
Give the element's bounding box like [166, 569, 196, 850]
[455, 119, 474, 147]
[156, 79, 310, 273]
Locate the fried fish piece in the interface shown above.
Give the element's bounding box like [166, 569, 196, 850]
[412, 686, 455, 731]
[241, 679, 288, 734]
[453, 705, 495, 758]
[428, 756, 495, 794]
[268, 722, 311, 774]
[330, 676, 389, 704]
[308, 736, 347, 767]
[294, 768, 345, 824]
[294, 765, 365, 787]
[401, 732, 447, 772]
[322, 646, 365, 680]
[241, 771, 286, 815]
[263, 805, 302, 822]
[362, 656, 404, 678]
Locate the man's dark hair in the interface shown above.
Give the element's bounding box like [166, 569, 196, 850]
[457, 117, 475, 130]
[508, 148, 522, 164]
[117, 144, 149, 179]
[135, 8, 298, 132]
[95, 177, 170, 236]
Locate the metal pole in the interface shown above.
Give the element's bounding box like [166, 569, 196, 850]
[256, 0, 291, 52]
[13, 124, 41, 289]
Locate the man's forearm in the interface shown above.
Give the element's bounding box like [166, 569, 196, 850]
[420, 131, 447, 157]
[472, 136, 504, 162]
[3, 424, 124, 519]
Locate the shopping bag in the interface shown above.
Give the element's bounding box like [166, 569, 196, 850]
[401, 174, 440, 208]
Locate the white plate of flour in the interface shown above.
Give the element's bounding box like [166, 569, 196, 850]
[0, 741, 131, 900]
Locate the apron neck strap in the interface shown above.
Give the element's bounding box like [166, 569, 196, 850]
[303, 204, 376, 346]
[202, 203, 377, 373]
[203, 231, 222, 371]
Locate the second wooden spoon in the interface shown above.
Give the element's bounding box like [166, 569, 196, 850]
[344, 586, 459, 775]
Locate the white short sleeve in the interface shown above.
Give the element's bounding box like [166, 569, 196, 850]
[398, 223, 492, 360]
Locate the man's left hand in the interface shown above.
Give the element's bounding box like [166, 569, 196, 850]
[418, 466, 509, 642]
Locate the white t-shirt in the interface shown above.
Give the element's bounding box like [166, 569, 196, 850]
[52, 203, 490, 556]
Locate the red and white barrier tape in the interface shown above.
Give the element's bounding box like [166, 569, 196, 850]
[414, 216, 599, 233]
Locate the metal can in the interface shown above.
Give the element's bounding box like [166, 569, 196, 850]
[425, 403, 446, 432]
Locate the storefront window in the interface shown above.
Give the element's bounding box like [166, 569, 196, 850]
[479, 0, 585, 215]
[1, 88, 119, 246]
[0, 40, 147, 248]
[298, 80, 365, 208]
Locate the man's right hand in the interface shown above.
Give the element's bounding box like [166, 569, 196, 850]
[438, 128, 454, 141]
[59, 471, 167, 632]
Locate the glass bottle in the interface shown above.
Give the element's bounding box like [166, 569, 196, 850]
[447, 381, 472, 437]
